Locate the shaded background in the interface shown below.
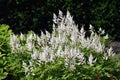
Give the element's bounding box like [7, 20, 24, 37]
[0, 0, 120, 41]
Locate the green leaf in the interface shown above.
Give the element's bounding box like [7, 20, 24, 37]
[105, 72, 110, 77]
[0, 72, 8, 79]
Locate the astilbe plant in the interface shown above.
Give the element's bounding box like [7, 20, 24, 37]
[9, 10, 120, 79]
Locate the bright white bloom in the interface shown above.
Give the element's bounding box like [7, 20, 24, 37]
[45, 30, 51, 39]
[80, 27, 85, 35]
[107, 47, 115, 56]
[104, 47, 115, 60]
[26, 40, 33, 51]
[76, 52, 85, 65]
[104, 34, 109, 39]
[20, 33, 25, 40]
[53, 13, 57, 24]
[10, 34, 20, 52]
[101, 30, 105, 35]
[38, 46, 55, 63]
[99, 27, 102, 32]
[31, 48, 39, 60]
[88, 54, 97, 66]
[22, 61, 29, 75]
[69, 64, 76, 71]
[89, 24, 94, 30]
[58, 10, 63, 19]
[63, 46, 85, 70]
[26, 34, 34, 51]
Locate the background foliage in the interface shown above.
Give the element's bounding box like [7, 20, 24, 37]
[0, 0, 120, 40]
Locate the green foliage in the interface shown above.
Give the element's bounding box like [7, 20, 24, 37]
[0, 24, 25, 79]
[0, 53, 8, 80]
[0, 24, 12, 54]
[0, 24, 16, 80]
[5, 52, 25, 80]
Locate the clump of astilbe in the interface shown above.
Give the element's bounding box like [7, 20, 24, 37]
[9, 10, 120, 79]
[53, 10, 107, 53]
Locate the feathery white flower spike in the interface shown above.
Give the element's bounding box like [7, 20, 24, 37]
[10, 34, 20, 52]
[104, 34, 109, 39]
[89, 24, 94, 30]
[107, 47, 115, 56]
[80, 27, 85, 34]
[31, 48, 39, 60]
[22, 61, 29, 75]
[88, 54, 97, 66]
[20, 33, 25, 40]
[53, 13, 57, 24]
[59, 10, 63, 19]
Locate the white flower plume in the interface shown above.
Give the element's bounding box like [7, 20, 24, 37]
[9, 10, 113, 74]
